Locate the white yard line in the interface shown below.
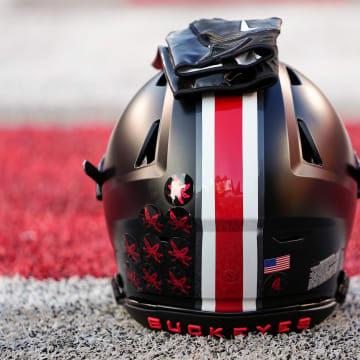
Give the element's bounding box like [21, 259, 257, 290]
[0, 275, 360, 359]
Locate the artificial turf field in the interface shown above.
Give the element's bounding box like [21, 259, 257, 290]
[0, 125, 360, 359]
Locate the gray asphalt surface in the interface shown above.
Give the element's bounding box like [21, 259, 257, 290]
[0, 1, 360, 124]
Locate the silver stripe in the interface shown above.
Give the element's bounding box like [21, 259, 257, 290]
[201, 93, 216, 312]
[242, 92, 259, 312]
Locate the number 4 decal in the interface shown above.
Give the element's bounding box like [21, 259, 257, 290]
[272, 277, 281, 291]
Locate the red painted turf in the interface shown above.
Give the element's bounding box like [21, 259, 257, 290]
[0, 125, 359, 279]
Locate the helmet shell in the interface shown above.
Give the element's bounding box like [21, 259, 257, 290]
[102, 63, 357, 333]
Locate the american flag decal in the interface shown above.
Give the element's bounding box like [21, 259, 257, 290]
[264, 255, 290, 274]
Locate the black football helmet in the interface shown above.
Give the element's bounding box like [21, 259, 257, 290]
[84, 63, 358, 337]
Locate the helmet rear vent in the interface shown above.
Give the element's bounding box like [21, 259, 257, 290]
[272, 235, 304, 243]
[135, 120, 160, 168]
[156, 73, 167, 86]
[287, 66, 302, 86]
[297, 119, 323, 166]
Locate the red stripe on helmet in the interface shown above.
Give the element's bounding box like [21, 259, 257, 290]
[214, 96, 244, 312]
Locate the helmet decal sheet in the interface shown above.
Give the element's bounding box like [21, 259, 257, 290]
[307, 251, 342, 291]
[200, 92, 259, 313]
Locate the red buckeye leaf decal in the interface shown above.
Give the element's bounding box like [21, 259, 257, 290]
[141, 207, 163, 233]
[142, 267, 162, 291]
[167, 271, 191, 295]
[126, 266, 141, 289]
[168, 210, 192, 234]
[124, 236, 140, 263]
[143, 237, 163, 263]
[168, 240, 192, 266]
